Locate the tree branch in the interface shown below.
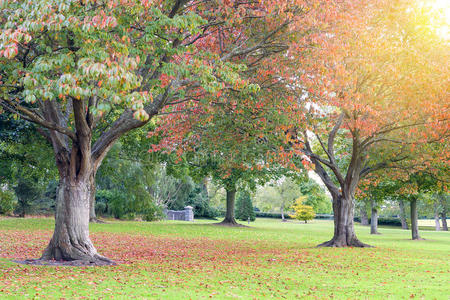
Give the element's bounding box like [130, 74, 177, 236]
[0, 97, 76, 141]
[302, 131, 340, 196]
[220, 19, 291, 62]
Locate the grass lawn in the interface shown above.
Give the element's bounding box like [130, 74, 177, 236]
[0, 217, 449, 299]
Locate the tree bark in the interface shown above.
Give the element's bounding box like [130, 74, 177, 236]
[441, 214, 448, 231]
[439, 195, 448, 231]
[89, 191, 96, 222]
[88, 173, 102, 223]
[318, 194, 371, 247]
[434, 201, 441, 231]
[370, 199, 380, 234]
[219, 188, 238, 225]
[360, 204, 369, 226]
[281, 205, 286, 222]
[41, 176, 111, 264]
[441, 213, 448, 231]
[398, 199, 408, 230]
[410, 198, 421, 240]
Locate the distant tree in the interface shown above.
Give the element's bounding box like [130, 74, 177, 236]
[291, 197, 316, 223]
[184, 182, 218, 219]
[398, 199, 409, 230]
[255, 179, 297, 221]
[150, 165, 188, 210]
[13, 177, 42, 218]
[298, 179, 332, 214]
[364, 170, 447, 240]
[436, 193, 449, 231]
[431, 195, 441, 231]
[235, 191, 256, 222]
[166, 175, 218, 219]
[152, 87, 289, 225]
[356, 201, 370, 226]
[357, 179, 399, 235]
[254, 176, 329, 221]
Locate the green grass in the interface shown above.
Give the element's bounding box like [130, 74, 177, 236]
[0, 217, 449, 299]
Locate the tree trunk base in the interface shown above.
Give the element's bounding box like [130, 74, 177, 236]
[13, 257, 116, 267]
[370, 232, 381, 235]
[214, 218, 247, 227]
[40, 245, 115, 265]
[40, 226, 115, 265]
[412, 237, 425, 241]
[317, 237, 373, 248]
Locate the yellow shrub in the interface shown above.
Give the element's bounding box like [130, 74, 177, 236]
[291, 196, 315, 223]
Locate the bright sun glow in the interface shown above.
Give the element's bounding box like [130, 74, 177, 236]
[422, 0, 450, 39]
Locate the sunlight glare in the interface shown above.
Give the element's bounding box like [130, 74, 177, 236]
[422, 0, 450, 39]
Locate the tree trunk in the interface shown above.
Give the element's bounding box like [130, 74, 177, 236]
[439, 195, 448, 231]
[370, 200, 380, 234]
[89, 192, 96, 222]
[360, 205, 369, 226]
[441, 213, 448, 231]
[17, 198, 26, 218]
[410, 198, 421, 240]
[18, 208, 25, 218]
[434, 201, 441, 231]
[398, 199, 408, 230]
[281, 206, 286, 222]
[41, 175, 112, 264]
[39, 99, 114, 264]
[219, 188, 238, 225]
[318, 194, 371, 247]
[88, 173, 102, 223]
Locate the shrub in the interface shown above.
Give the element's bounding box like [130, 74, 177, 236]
[315, 214, 334, 219]
[378, 217, 402, 226]
[0, 190, 16, 215]
[291, 197, 316, 223]
[354, 216, 402, 227]
[142, 202, 164, 222]
[124, 213, 136, 221]
[254, 212, 292, 219]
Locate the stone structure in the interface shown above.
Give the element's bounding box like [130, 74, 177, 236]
[165, 206, 194, 221]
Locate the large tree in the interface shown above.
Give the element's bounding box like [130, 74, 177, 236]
[285, 0, 449, 247]
[0, 0, 303, 263]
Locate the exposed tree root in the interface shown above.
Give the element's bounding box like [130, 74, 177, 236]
[89, 217, 107, 224]
[40, 234, 115, 265]
[213, 218, 248, 227]
[13, 255, 116, 267]
[317, 237, 373, 248]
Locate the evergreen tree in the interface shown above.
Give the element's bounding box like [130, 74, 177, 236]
[235, 191, 256, 222]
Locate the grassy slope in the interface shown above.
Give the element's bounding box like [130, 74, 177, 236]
[0, 217, 448, 299]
